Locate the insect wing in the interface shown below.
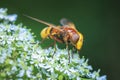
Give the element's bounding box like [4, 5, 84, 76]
[60, 18, 76, 29]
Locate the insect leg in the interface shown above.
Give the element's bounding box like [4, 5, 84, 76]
[72, 47, 76, 58]
[66, 43, 70, 63]
[77, 50, 81, 58]
[39, 38, 46, 44]
[52, 41, 57, 57]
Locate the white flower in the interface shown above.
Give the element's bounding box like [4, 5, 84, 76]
[69, 67, 78, 73]
[55, 65, 64, 72]
[64, 70, 71, 76]
[10, 24, 17, 31]
[0, 24, 6, 31]
[0, 8, 7, 14]
[0, 56, 6, 63]
[0, 8, 107, 80]
[97, 75, 107, 80]
[24, 46, 28, 51]
[0, 14, 4, 19]
[17, 78, 23, 80]
[47, 68, 54, 73]
[77, 77, 81, 80]
[32, 53, 38, 59]
[26, 67, 32, 78]
[6, 14, 17, 22]
[12, 66, 17, 71]
[17, 70, 25, 77]
[38, 63, 45, 68]
[9, 60, 14, 64]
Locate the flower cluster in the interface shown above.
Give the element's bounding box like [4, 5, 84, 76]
[0, 8, 106, 80]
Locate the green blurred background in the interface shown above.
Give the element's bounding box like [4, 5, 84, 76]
[0, 0, 120, 80]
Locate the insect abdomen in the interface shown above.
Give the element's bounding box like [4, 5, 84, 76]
[75, 32, 83, 50]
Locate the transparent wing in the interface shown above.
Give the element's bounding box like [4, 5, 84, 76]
[60, 18, 76, 29]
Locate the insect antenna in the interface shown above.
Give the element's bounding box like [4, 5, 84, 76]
[23, 14, 55, 26]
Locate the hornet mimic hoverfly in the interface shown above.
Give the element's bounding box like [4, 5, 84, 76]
[24, 15, 83, 63]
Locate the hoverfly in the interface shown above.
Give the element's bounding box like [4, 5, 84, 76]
[24, 15, 83, 63]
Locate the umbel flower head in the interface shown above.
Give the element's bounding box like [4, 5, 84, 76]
[0, 8, 106, 80]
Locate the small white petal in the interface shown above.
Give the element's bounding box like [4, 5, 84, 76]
[17, 70, 25, 77]
[26, 70, 32, 78]
[7, 14, 17, 22]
